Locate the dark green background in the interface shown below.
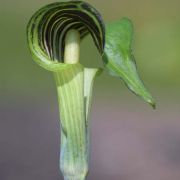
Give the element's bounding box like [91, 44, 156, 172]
[0, 0, 180, 179]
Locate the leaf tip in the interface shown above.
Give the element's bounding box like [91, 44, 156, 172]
[151, 101, 156, 110]
[146, 97, 156, 109]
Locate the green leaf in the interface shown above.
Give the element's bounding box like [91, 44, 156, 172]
[27, 0, 105, 68]
[103, 18, 155, 108]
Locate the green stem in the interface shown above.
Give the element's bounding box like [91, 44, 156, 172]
[54, 30, 99, 180]
[64, 29, 80, 64]
[64, 177, 86, 180]
[54, 64, 88, 180]
[54, 65, 99, 180]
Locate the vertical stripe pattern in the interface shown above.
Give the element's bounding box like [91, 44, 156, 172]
[27, 1, 105, 63]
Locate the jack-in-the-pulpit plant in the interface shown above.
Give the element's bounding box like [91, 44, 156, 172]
[27, 1, 155, 180]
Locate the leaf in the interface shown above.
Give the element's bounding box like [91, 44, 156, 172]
[27, 0, 105, 68]
[103, 18, 155, 108]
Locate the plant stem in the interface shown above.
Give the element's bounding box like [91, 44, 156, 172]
[53, 29, 85, 180]
[64, 29, 80, 64]
[54, 64, 88, 180]
[54, 29, 99, 180]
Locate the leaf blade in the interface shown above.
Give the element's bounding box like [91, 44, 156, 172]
[103, 18, 155, 108]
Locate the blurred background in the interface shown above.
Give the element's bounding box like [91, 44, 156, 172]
[0, 0, 180, 179]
